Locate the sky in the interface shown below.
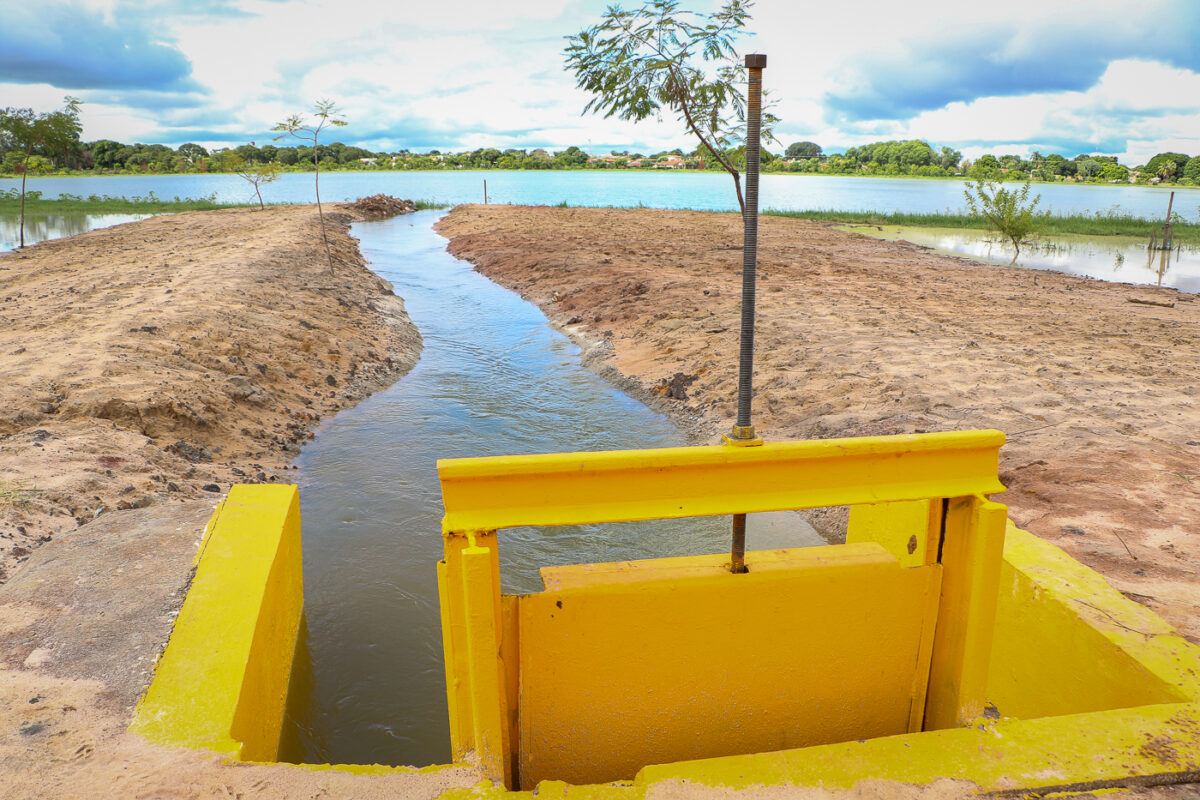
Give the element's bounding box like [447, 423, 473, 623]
[2, 0, 1199, 165]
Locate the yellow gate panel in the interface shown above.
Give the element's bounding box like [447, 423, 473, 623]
[516, 544, 942, 788]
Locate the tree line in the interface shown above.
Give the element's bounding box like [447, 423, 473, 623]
[777, 140, 1199, 185]
[2, 114, 1198, 186]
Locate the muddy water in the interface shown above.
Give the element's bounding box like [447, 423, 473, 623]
[0, 211, 149, 251]
[284, 211, 821, 767]
[856, 225, 1200, 294]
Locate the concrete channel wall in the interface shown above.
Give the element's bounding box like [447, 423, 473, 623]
[130, 485, 303, 761]
[130, 474, 1200, 795]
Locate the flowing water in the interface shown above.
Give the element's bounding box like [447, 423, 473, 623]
[857, 225, 1200, 294]
[282, 211, 822, 767]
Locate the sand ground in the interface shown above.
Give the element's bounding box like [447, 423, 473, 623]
[0, 205, 420, 582]
[3, 203, 1198, 797]
[437, 204, 1200, 644]
[0, 206, 484, 798]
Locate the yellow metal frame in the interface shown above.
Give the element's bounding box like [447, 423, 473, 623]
[126, 449, 1200, 796]
[439, 429, 1005, 532]
[437, 430, 1010, 788]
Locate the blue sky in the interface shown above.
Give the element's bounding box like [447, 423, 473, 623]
[2, 0, 1199, 165]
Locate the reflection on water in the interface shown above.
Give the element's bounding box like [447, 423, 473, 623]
[0, 212, 149, 251]
[288, 212, 822, 767]
[865, 226, 1200, 294]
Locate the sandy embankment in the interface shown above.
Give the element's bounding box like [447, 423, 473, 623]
[0, 205, 421, 582]
[0, 206, 491, 798]
[437, 204, 1200, 643]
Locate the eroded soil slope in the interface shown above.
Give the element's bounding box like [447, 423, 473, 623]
[0, 205, 421, 582]
[438, 204, 1200, 642]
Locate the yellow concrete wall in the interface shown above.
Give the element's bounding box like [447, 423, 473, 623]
[130, 485, 304, 761]
[986, 523, 1200, 717]
[516, 544, 941, 788]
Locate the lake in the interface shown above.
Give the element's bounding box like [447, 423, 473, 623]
[3, 170, 1197, 220]
[851, 225, 1200, 294]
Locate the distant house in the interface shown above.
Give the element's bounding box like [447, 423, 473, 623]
[627, 159, 644, 167]
[655, 155, 686, 169]
[358, 158, 378, 165]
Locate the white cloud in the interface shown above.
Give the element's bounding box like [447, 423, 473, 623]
[7, 0, 1200, 162]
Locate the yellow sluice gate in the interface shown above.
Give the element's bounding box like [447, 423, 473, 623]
[436, 429, 1009, 790]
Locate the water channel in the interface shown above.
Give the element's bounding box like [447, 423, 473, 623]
[282, 211, 821, 767]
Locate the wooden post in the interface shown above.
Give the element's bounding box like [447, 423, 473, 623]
[484, 180, 488, 205]
[1163, 191, 1175, 251]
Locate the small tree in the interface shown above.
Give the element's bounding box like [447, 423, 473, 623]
[564, 0, 775, 213]
[232, 152, 280, 210]
[963, 180, 1042, 262]
[273, 100, 347, 272]
[0, 97, 81, 248]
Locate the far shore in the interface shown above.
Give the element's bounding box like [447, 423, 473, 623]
[3, 192, 1196, 244]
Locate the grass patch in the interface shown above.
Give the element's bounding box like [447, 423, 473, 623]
[0, 189, 246, 214]
[0, 190, 452, 215]
[766, 208, 1200, 243]
[0, 479, 42, 508]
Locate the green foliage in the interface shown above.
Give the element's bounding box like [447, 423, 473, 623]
[963, 179, 1042, 258]
[1145, 151, 1190, 180]
[785, 141, 821, 159]
[230, 150, 281, 210]
[564, 0, 776, 212]
[845, 139, 935, 168]
[1184, 155, 1200, 183]
[968, 154, 1002, 180]
[0, 96, 82, 247]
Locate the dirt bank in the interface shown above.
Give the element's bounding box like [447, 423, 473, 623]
[437, 204, 1200, 643]
[0, 204, 421, 583]
[0, 206, 491, 798]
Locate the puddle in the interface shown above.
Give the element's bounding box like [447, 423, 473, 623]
[0, 212, 150, 251]
[284, 211, 822, 767]
[849, 225, 1200, 294]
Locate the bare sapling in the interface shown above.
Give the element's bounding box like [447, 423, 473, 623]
[231, 151, 280, 210]
[272, 100, 347, 272]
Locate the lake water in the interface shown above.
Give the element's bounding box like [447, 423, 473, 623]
[856, 225, 1200, 294]
[3, 170, 1197, 220]
[282, 212, 821, 767]
[0, 211, 150, 251]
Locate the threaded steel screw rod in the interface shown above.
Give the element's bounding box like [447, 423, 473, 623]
[729, 53, 766, 575]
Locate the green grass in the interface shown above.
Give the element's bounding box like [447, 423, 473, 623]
[0, 189, 246, 214]
[0, 190, 452, 215]
[765, 208, 1200, 243]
